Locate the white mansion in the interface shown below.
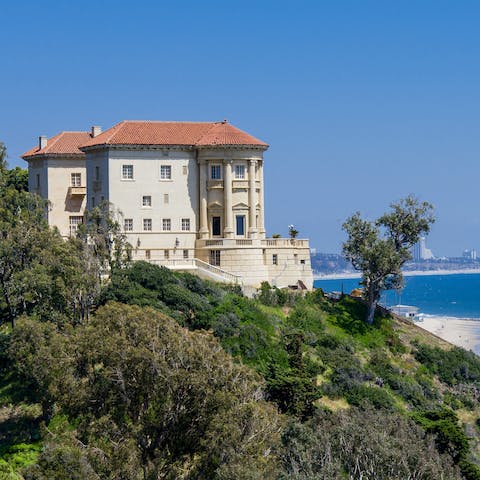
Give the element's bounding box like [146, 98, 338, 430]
[23, 120, 313, 289]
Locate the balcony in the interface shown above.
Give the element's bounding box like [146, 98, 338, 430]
[68, 186, 86, 196]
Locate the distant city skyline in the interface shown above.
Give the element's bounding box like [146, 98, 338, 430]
[2, 1, 480, 257]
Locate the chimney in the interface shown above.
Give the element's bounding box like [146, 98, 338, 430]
[91, 126, 102, 137]
[39, 135, 47, 149]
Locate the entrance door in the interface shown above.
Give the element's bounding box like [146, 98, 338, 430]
[212, 216, 221, 236]
[236, 215, 245, 236]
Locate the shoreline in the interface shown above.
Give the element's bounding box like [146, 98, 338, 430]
[415, 316, 480, 354]
[314, 268, 480, 281]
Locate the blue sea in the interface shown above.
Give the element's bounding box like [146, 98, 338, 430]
[315, 273, 480, 318]
[315, 273, 480, 354]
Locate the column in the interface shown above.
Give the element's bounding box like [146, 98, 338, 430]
[199, 159, 209, 239]
[248, 159, 258, 238]
[223, 159, 234, 238]
[258, 160, 266, 238]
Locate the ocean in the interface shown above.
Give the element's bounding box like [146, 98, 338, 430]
[315, 273, 480, 318]
[314, 273, 480, 354]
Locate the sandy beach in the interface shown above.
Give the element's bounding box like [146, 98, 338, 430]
[417, 316, 480, 354]
[314, 269, 480, 281]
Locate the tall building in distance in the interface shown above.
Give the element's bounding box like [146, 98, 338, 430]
[412, 236, 435, 261]
[22, 120, 313, 290]
[463, 249, 477, 260]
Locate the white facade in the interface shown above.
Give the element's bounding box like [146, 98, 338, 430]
[87, 147, 199, 260]
[25, 122, 314, 290]
[24, 137, 87, 238]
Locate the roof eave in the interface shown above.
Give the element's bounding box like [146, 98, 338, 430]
[79, 143, 198, 152]
[22, 152, 85, 160]
[196, 144, 269, 150]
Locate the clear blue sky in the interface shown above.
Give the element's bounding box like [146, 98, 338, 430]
[2, 0, 479, 256]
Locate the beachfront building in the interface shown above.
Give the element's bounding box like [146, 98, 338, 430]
[23, 120, 313, 289]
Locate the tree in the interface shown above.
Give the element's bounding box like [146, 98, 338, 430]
[0, 174, 99, 326]
[12, 303, 282, 479]
[0, 141, 7, 171]
[5, 166, 29, 192]
[77, 200, 132, 275]
[342, 196, 434, 324]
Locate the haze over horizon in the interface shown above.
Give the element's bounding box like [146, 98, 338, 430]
[2, 1, 479, 257]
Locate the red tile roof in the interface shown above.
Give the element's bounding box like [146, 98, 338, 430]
[22, 131, 90, 159]
[80, 121, 268, 149]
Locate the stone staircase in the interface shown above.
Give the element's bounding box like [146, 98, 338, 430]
[148, 258, 242, 285]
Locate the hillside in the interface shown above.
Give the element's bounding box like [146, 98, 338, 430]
[1, 262, 480, 479]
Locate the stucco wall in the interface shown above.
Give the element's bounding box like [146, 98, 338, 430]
[100, 148, 199, 252]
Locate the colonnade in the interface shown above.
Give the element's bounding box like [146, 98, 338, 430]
[198, 157, 265, 239]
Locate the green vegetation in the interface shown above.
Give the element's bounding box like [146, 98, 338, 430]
[1, 161, 480, 478]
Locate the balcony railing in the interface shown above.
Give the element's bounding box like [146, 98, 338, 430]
[68, 186, 86, 196]
[207, 180, 224, 190]
[196, 238, 309, 248]
[232, 180, 248, 189]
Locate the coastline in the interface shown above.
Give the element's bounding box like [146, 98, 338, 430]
[415, 316, 480, 355]
[314, 268, 480, 281]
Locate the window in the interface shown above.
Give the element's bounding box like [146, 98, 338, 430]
[300, 259, 306, 264]
[181, 218, 190, 231]
[162, 218, 171, 231]
[234, 164, 245, 179]
[164, 249, 170, 259]
[160, 165, 171, 180]
[91, 197, 95, 208]
[211, 165, 222, 179]
[122, 164, 134, 180]
[124, 218, 133, 231]
[294, 254, 298, 264]
[212, 216, 221, 236]
[272, 254, 278, 265]
[145, 249, 151, 260]
[101, 196, 105, 203]
[95, 166, 100, 181]
[182, 165, 188, 175]
[143, 218, 152, 231]
[36, 174, 40, 188]
[183, 249, 189, 259]
[236, 215, 245, 236]
[71, 173, 81, 187]
[210, 250, 221, 266]
[164, 194, 169, 204]
[142, 195, 152, 207]
[69, 216, 83, 237]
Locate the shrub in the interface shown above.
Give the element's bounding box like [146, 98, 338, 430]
[345, 384, 396, 410]
[420, 409, 469, 459]
[280, 407, 462, 479]
[414, 344, 480, 386]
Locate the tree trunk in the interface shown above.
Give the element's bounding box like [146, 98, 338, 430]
[366, 299, 377, 325]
